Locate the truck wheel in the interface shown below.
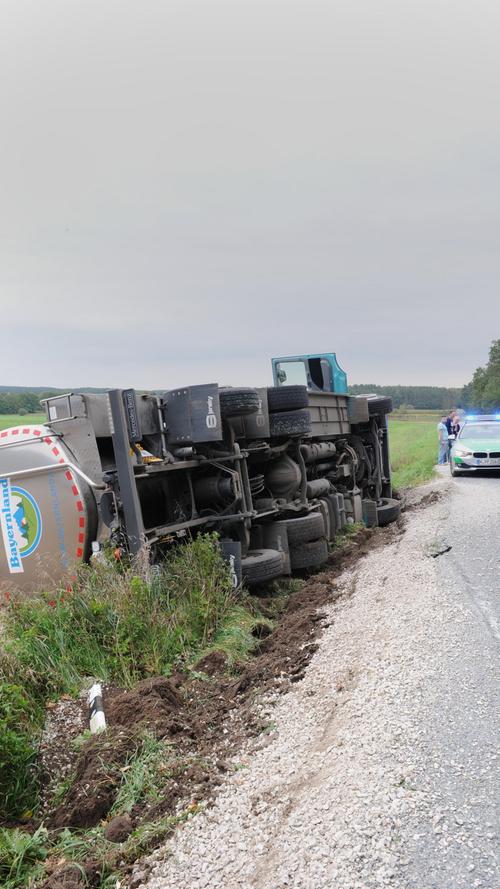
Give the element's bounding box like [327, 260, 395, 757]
[366, 396, 393, 417]
[267, 385, 309, 412]
[290, 537, 329, 570]
[241, 549, 284, 585]
[219, 387, 260, 418]
[283, 513, 325, 546]
[376, 497, 400, 526]
[269, 408, 311, 437]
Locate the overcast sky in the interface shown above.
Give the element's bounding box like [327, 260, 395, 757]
[1, 0, 499, 390]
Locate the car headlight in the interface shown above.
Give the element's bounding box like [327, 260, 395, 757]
[454, 447, 473, 457]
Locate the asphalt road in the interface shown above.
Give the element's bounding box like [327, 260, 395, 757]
[403, 468, 500, 888]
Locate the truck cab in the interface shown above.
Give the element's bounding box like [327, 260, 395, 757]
[270, 351, 397, 524]
[272, 353, 348, 394]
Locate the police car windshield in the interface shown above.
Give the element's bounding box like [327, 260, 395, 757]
[460, 423, 500, 440]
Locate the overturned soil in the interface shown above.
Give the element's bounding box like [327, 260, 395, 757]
[38, 520, 404, 889]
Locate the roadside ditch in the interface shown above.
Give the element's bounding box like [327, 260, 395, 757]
[0, 517, 414, 889]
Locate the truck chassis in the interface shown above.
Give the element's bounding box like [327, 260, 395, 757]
[0, 353, 400, 591]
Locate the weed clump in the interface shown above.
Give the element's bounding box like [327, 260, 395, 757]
[3, 534, 237, 704]
[0, 534, 259, 821]
[0, 684, 39, 820]
[0, 825, 48, 889]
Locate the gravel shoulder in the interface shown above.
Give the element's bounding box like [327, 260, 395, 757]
[139, 474, 499, 889]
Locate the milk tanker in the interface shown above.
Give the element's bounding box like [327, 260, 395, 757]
[0, 353, 400, 593]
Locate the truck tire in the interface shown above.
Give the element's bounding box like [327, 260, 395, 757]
[366, 396, 393, 417]
[269, 408, 311, 438]
[219, 387, 260, 418]
[241, 549, 284, 585]
[267, 385, 309, 412]
[376, 497, 400, 526]
[290, 537, 329, 570]
[283, 513, 325, 546]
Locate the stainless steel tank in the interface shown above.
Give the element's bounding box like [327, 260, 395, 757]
[0, 424, 97, 594]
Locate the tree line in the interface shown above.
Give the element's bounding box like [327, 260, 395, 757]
[1, 344, 499, 414]
[0, 391, 60, 415]
[348, 384, 465, 410]
[462, 339, 500, 411]
[1, 385, 467, 415]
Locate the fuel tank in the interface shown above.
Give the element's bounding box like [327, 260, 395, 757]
[0, 425, 97, 594]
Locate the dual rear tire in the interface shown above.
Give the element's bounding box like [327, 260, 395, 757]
[267, 385, 311, 438]
[283, 512, 329, 571]
[241, 549, 284, 586]
[241, 511, 330, 585]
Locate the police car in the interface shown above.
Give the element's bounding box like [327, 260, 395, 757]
[450, 414, 500, 476]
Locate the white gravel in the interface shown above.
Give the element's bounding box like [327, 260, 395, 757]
[138, 475, 499, 889]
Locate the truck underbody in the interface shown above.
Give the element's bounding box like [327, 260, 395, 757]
[0, 353, 400, 592]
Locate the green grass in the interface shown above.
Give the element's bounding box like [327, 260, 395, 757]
[0, 684, 40, 819]
[0, 414, 45, 431]
[2, 535, 243, 702]
[0, 534, 263, 820]
[110, 733, 173, 815]
[0, 826, 49, 889]
[389, 419, 438, 488]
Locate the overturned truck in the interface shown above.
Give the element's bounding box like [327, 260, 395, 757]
[0, 353, 400, 592]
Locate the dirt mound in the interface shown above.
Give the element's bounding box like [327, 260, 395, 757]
[104, 813, 133, 843]
[41, 864, 87, 889]
[41, 860, 104, 889]
[48, 729, 142, 829]
[404, 489, 444, 511]
[106, 676, 190, 737]
[193, 650, 228, 675]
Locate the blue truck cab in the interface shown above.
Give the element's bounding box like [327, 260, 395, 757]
[271, 353, 348, 394]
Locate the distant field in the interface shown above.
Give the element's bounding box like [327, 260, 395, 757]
[0, 413, 46, 431]
[391, 409, 443, 422]
[389, 419, 438, 489]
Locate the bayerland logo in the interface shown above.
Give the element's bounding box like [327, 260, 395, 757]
[0, 479, 42, 574]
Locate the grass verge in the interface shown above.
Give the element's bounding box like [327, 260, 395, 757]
[0, 414, 46, 431]
[0, 826, 49, 889]
[0, 534, 261, 822]
[389, 419, 438, 488]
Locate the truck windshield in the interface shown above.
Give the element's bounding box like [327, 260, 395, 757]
[460, 423, 500, 440]
[275, 361, 308, 386]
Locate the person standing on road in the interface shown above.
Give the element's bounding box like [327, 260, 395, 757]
[437, 416, 449, 464]
[451, 414, 461, 436]
[445, 411, 456, 458]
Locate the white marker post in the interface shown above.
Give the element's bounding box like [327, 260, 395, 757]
[88, 683, 107, 734]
